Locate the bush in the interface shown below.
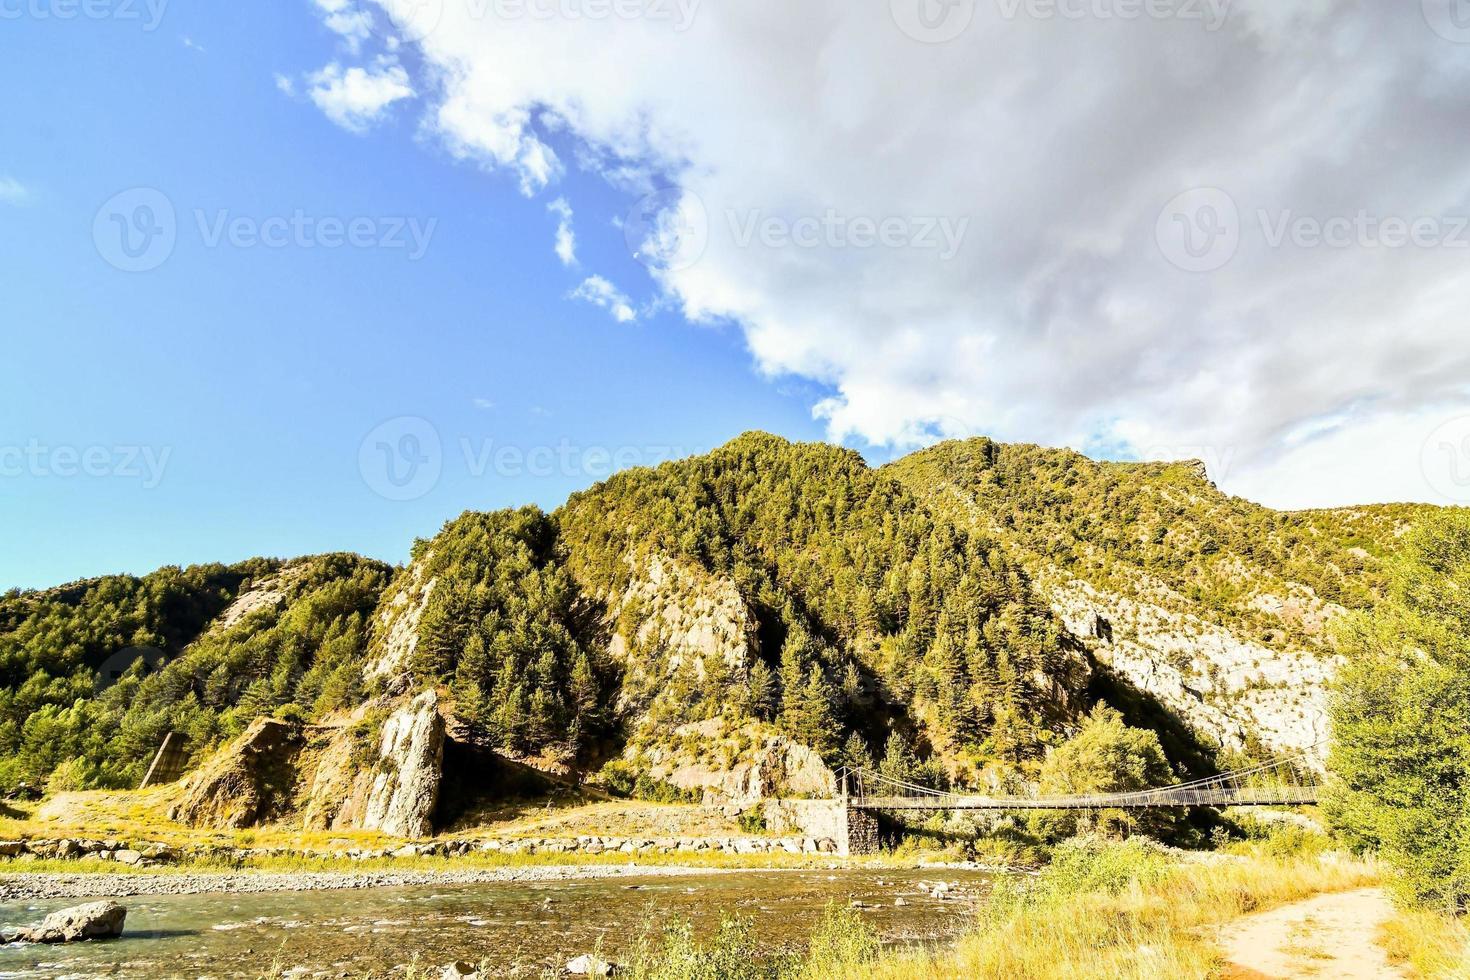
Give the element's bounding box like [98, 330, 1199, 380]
[737, 808, 767, 835]
[1327, 510, 1470, 912]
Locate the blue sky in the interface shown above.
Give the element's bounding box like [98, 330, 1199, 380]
[5, 1, 1469, 589]
[0, 4, 835, 589]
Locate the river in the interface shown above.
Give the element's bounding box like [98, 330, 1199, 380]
[0, 867, 997, 978]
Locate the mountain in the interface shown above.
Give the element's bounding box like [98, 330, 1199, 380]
[886, 438, 1434, 764]
[0, 432, 1444, 835]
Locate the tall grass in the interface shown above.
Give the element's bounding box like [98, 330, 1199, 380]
[863, 836, 1379, 980]
[1379, 907, 1470, 980]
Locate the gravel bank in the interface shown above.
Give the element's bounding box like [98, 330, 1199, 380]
[0, 863, 818, 901]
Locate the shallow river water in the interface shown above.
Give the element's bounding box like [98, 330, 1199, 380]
[0, 868, 996, 978]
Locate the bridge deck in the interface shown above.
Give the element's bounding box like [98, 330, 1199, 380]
[852, 788, 1320, 810]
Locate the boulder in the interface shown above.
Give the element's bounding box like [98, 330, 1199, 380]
[4, 901, 126, 943]
[169, 717, 303, 828]
[565, 953, 616, 976]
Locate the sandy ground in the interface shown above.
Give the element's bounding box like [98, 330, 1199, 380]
[1217, 887, 1406, 979]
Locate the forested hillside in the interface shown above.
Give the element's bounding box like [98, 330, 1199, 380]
[887, 438, 1437, 762]
[0, 432, 1442, 802]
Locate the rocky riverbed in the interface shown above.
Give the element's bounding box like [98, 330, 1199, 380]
[0, 868, 999, 978]
[0, 861, 828, 901]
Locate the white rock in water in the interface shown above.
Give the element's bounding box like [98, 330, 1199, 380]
[565, 953, 616, 976]
[5, 901, 126, 943]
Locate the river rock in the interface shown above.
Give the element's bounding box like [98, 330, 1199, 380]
[565, 953, 616, 976]
[4, 901, 126, 943]
[440, 962, 480, 979]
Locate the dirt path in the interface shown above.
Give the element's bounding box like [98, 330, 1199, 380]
[1217, 887, 1405, 979]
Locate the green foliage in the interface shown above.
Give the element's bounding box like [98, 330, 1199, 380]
[0, 554, 390, 792]
[396, 506, 612, 760]
[737, 807, 767, 834]
[1327, 509, 1470, 913]
[559, 432, 1072, 769]
[888, 438, 1428, 652]
[1032, 704, 1175, 840]
[990, 836, 1171, 917]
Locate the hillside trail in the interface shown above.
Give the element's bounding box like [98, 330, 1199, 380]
[1216, 887, 1406, 979]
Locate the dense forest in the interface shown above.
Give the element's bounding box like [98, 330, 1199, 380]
[0, 431, 1451, 802]
[0, 554, 390, 791]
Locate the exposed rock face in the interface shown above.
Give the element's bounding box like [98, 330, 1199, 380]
[608, 552, 754, 684]
[1048, 576, 1333, 764]
[368, 559, 438, 679]
[642, 720, 835, 805]
[169, 717, 302, 828]
[2, 901, 126, 943]
[309, 691, 446, 839]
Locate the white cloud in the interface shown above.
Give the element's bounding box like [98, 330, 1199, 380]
[571, 275, 637, 323]
[314, 0, 372, 49]
[548, 197, 577, 265]
[181, 35, 206, 53]
[274, 73, 296, 96]
[337, 0, 1470, 506]
[307, 59, 414, 134]
[472, 397, 495, 410]
[0, 176, 30, 205]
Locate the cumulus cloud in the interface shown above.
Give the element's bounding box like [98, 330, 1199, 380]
[314, 0, 373, 49]
[336, 0, 1470, 506]
[571, 275, 637, 323]
[548, 196, 577, 265]
[307, 59, 414, 133]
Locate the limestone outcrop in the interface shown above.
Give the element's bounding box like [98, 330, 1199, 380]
[641, 719, 835, 805]
[169, 717, 302, 828]
[1047, 576, 1333, 764]
[307, 691, 446, 839]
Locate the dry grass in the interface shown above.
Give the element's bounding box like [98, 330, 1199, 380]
[1379, 907, 1470, 979]
[858, 844, 1382, 980]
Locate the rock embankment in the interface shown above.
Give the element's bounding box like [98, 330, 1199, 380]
[0, 862, 819, 901]
[0, 831, 838, 869]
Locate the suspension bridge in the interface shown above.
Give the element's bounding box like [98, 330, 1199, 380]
[837, 748, 1323, 812]
[821, 748, 1322, 854]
